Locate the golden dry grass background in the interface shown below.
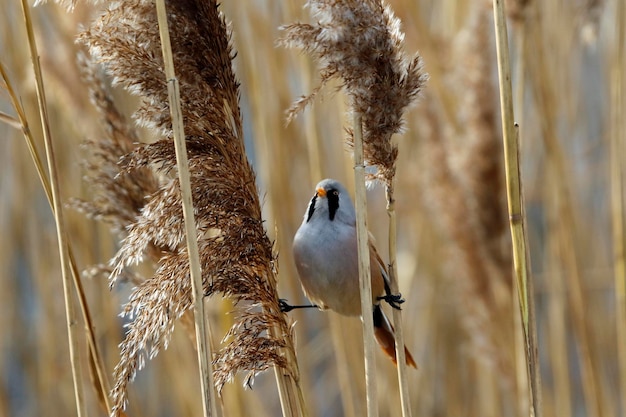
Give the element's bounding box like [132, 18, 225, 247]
[0, 0, 623, 416]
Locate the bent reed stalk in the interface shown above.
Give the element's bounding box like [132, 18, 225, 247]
[0, 61, 114, 416]
[491, 0, 541, 416]
[19, 1, 86, 416]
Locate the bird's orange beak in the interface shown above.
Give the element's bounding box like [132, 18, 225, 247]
[316, 187, 326, 198]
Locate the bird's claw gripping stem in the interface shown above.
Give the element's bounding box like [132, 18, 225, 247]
[377, 293, 405, 310]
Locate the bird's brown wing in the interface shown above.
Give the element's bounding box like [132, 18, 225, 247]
[368, 233, 391, 299]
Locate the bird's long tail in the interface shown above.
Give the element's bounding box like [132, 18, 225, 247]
[373, 304, 417, 368]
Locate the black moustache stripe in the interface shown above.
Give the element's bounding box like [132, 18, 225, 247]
[306, 194, 317, 223]
[328, 190, 339, 221]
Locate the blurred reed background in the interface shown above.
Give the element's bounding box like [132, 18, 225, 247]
[0, 0, 623, 416]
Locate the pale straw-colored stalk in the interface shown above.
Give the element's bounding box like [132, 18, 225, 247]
[512, 13, 533, 417]
[385, 180, 411, 417]
[491, 1, 541, 416]
[611, 0, 626, 413]
[19, 0, 85, 415]
[268, 343, 305, 417]
[153, 1, 217, 416]
[352, 112, 379, 417]
[0, 61, 113, 416]
[294, 52, 358, 417]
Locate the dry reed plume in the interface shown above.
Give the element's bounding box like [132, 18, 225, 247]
[281, 1, 428, 415]
[279, 0, 428, 186]
[1, 0, 624, 415]
[74, 0, 301, 414]
[418, 4, 515, 385]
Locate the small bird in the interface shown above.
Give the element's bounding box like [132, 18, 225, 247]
[288, 178, 416, 367]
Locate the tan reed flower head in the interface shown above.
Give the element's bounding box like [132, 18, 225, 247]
[77, 0, 299, 414]
[69, 54, 160, 237]
[280, 0, 428, 185]
[417, 5, 514, 383]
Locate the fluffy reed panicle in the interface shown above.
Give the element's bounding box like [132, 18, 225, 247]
[453, 7, 509, 271]
[419, 5, 512, 374]
[279, 0, 428, 185]
[70, 55, 159, 238]
[77, 0, 298, 414]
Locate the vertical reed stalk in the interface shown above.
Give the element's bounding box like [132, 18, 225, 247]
[268, 325, 299, 417]
[385, 181, 412, 417]
[611, 0, 626, 413]
[491, 1, 541, 416]
[0, 61, 113, 415]
[513, 17, 532, 417]
[19, 1, 85, 416]
[353, 112, 379, 417]
[154, 1, 217, 415]
[291, 47, 356, 416]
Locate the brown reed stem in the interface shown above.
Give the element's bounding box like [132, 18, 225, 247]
[19, 0, 86, 415]
[611, 0, 626, 413]
[385, 181, 412, 417]
[353, 112, 379, 417]
[154, 1, 217, 415]
[0, 61, 113, 415]
[491, 1, 541, 416]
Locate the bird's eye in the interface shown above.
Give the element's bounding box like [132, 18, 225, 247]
[331, 190, 338, 196]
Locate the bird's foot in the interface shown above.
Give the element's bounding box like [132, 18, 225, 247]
[279, 299, 318, 313]
[377, 293, 405, 310]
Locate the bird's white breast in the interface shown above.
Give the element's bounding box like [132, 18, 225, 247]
[292, 218, 362, 316]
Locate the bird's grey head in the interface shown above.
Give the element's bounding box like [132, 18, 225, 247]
[304, 179, 356, 225]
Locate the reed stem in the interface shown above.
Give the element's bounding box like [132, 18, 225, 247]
[19, 0, 86, 415]
[611, 0, 626, 413]
[512, 20, 529, 417]
[154, 1, 217, 416]
[268, 315, 306, 417]
[0, 60, 113, 415]
[491, 1, 541, 416]
[385, 181, 412, 417]
[352, 112, 379, 417]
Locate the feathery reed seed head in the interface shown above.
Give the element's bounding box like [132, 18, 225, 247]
[76, 0, 299, 414]
[417, 5, 514, 384]
[280, 0, 428, 185]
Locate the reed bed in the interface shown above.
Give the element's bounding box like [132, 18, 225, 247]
[0, 0, 624, 416]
